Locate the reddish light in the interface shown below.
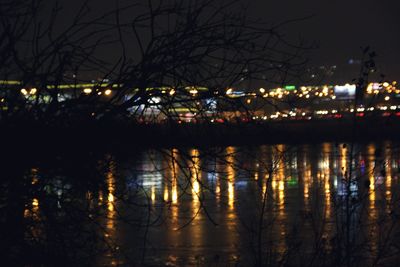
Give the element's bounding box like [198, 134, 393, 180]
[334, 114, 342, 118]
[383, 112, 391, 117]
[396, 112, 400, 117]
[356, 112, 364, 117]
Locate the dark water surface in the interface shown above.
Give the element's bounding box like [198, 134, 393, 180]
[3, 142, 400, 266]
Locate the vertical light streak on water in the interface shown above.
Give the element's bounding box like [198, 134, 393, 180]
[163, 184, 169, 202]
[224, 146, 238, 262]
[321, 144, 333, 252]
[303, 147, 312, 212]
[274, 145, 286, 255]
[170, 149, 179, 229]
[215, 172, 221, 204]
[367, 144, 376, 213]
[384, 144, 392, 213]
[190, 149, 201, 206]
[226, 146, 235, 211]
[340, 145, 347, 176]
[106, 159, 116, 234]
[367, 144, 377, 254]
[188, 148, 203, 255]
[151, 186, 156, 203]
[322, 143, 332, 220]
[24, 168, 43, 240]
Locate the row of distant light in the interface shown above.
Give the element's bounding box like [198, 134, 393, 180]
[12, 83, 206, 97]
[1, 80, 398, 98]
[315, 105, 400, 114]
[247, 105, 400, 120]
[20, 87, 113, 96]
[226, 81, 398, 100]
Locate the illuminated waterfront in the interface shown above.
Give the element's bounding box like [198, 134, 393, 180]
[1, 80, 399, 123]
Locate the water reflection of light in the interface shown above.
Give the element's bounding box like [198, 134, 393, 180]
[170, 149, 179, 205]
[99, 191, 104, 205]
[171, 183, 178, 204]
[262, 174, 268, 194]
[384, 146, 392, 208]
[228, 182, 234, 208]
[151, 187, 156, 202]
[163, 187, 169, 202]
[226, 146, 235, 209]
[190, 149, 201, 206]
[274, 145, 286, 256]
[188, 149, 204, 249]
[322, 144, 331, 218]
[272, 180, 277, 190]
[215, 173, 221, 203]
[367, 144, 376, 216]
[340, 145, 347, 175]
[303, 168, 311, 200]
[278, 180, 285, 209]
[106, 159, 116, 233]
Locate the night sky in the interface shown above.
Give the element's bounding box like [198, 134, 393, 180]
[247, 0, 400, 79]
[63, 0, 399, 80]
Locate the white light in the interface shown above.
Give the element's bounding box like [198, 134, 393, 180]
[384, 96, 390, 101]
[30, 88, 37, 95]
[83, 88, 92, 94]
[20, 88, 28, 95]
[149, 97, 161, 104]
[270, 114, 279, 119]
[104, 89, 112, 96]
[259, 88, 265, 94]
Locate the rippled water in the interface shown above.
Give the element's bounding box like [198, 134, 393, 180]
[5, 142, 400, 266]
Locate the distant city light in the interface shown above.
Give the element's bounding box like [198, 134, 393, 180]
[20, 88, 28, 95]
[189, 89, 198, 95]
[83, 88, 92, 94]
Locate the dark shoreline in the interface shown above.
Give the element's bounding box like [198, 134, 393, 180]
[2, 116, 400, 156]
